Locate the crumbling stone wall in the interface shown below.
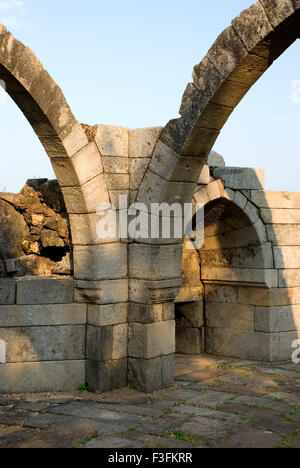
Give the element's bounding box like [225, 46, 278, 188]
[0, 180, 72, 278]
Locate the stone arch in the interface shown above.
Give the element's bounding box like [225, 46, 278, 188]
[175, 182, 274, 358]
[0, 25, 108, 278]
[138, 0, 300, 207]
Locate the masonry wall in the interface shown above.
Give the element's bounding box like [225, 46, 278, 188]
[0, 277, 86, 393]
[178, 167, 300, 363]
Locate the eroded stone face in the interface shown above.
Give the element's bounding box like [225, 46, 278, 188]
[0, 180, 72, 277]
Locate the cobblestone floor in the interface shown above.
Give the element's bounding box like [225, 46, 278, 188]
[1, 354, 300, 448]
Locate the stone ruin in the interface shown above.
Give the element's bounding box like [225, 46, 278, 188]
[0, 0, 300, 394]
[0, 179, 72, 278]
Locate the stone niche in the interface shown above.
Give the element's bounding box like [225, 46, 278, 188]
[0, 179, 73, 278]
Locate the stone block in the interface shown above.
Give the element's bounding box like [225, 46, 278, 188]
[95, 125, 129, 157]
[175, 301, 204, 328]
[206, 303, 254, 331]
[0, 361, 86, 393]
[198, 165, 210, 185]
[137, 170, 196, 208]
[207, 328, 277, 361]
[266, 224, 300, 246]
[0, 279, 16, 305]
[129, 158, 150, 189]
[205, 285, 239, 303]
[128, 302, 174, 324]
[149, 141, 204, 183]
[0, 304, 86, 327]
[200, 243, 274, 269]
[161, 354, 174, 388]
[52, 142, 103, 187]
[231, 2, 273, 53]
[255, 305, 300, 333]
[214, 167, 265, 190]
[86, 358, 128, 393]
[176, 328, 204, 355]
[70, 212, 120, 245]
[87, 324, 128, 361]
[74, 243, 127, 280]
[279, 269, 300, 288]
[0, 325, 85, 362]
[261, 209, 300, 224]
[129, 244, 182, 281]
[129, 127, 162, 158]
[206, 181, 222, 201]
[207, 151, 225, 168]
[61, 174, 109, 214]
[274, 246, 300, 269]
[105, 174, 130, 190]
[102, 156, 128, 174]
[74, 279, 128, 305]
[234, 191, 248, 210]
[16, 278, 73, 305]
[239, 287, 294, 306]
[194, 187, 209, 206]
[260, 0, 295, 29]
[251, 190, 300, 209]
[128, 357, 161, 393]
[88, 303, 128, 327]
[128, 321, 175, 359]
[201, 267, 278, 288]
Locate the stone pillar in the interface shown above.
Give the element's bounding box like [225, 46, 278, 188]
[128, 279, 181, 393]
[75, 279, 129, 392]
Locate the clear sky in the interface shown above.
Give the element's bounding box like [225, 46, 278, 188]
[0, 0, 299, 193]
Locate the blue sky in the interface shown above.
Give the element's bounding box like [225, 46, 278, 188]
[0, 0, 299, 193]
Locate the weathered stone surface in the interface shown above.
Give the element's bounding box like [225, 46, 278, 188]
[95, 125, 129, 157]
[128, 357, 162, 393]
[206, 303, 254, 331]
[176, 327, 204, 355]
[129, 244, 182, 281]
[255, 305, 300, 332]
[128, 321, 175, 359]
[175, 301, 204, 328]
[201, 267, 278, 288]
[62, 174, 109, 214]
[17, 277, 73, 305]
[129, 302, 174, 324]
[266, 224, 300, 245]
[74, 244, 127, 280]
[252, 190, 300, 208]
[87, 324, 128, 361]
[0, 361, 85, 393]
[279, 269, 300, 287]
[205, 285, 239, 303]
[207, 150, 225, 168]
[274, 246, 300, 269]
[129, 127, 162, 158]
[102, 156, 128, 174]
[69, 212, 120, 245]
[198, 165, 210, 185]
[0, 304, 86, 327]
[0, 279, 16, 305]
[260, 0, 295, 29]
[200, 243, 274, 269]
[75, 279, 128, 305]
[261, 208, 300, 224]
[88, 303, 128, 327]
[0, 199, 29, 262]
[0, 325, 85, 362]
[86, 358, 128, 393]
[214, 167, 265, 190]
[231, 2, 273, 53]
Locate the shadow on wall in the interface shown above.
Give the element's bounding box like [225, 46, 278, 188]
[176, 165, 299, 363]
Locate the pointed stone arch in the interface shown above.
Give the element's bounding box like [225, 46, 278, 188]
[0, 25, 108, 278]
[138, 0, 300, 207]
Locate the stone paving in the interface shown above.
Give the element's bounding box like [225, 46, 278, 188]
[0, 354, 300, 448]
